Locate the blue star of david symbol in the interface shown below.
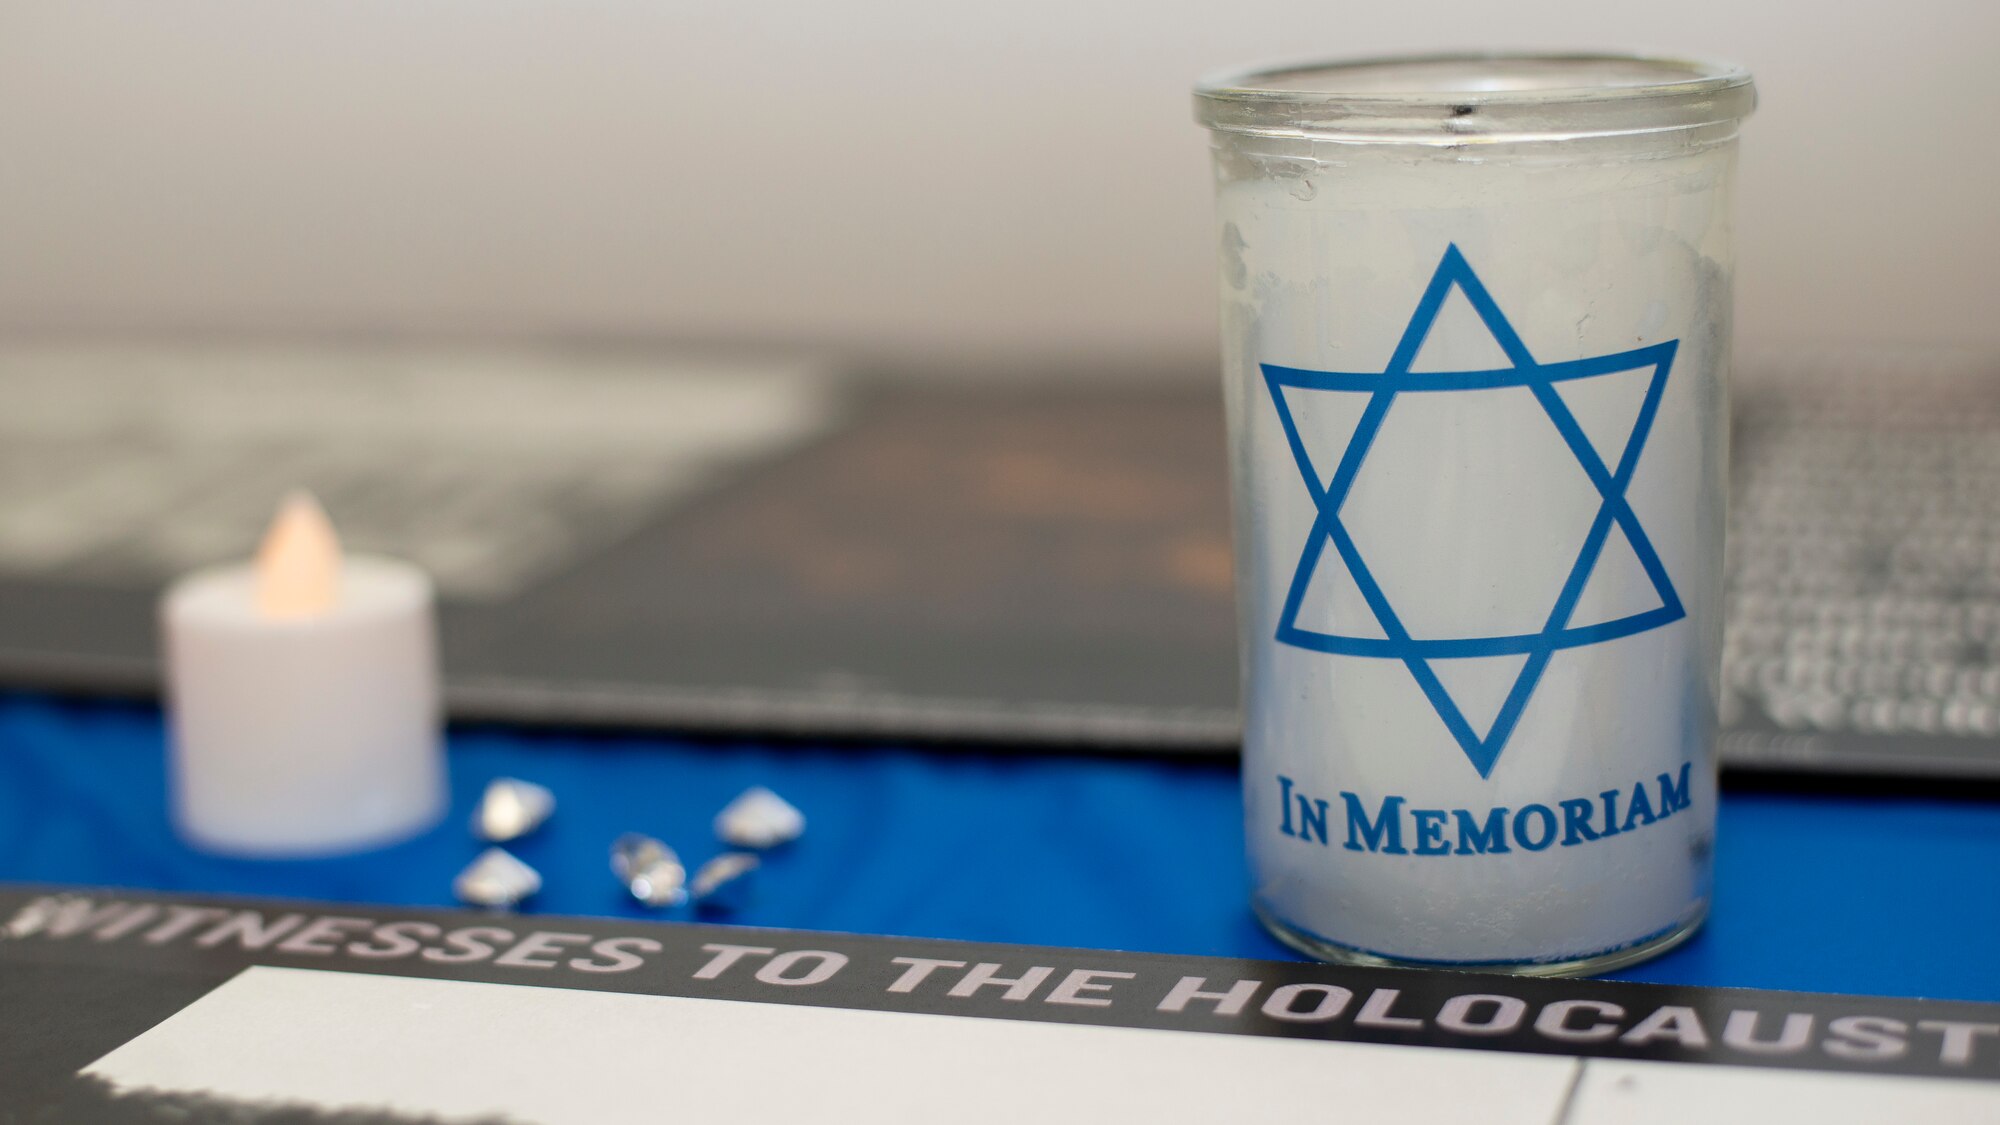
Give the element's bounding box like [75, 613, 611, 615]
[1263, 245, 1685, 778]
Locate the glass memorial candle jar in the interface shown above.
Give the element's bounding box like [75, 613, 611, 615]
[1195, 54, 1755, 974]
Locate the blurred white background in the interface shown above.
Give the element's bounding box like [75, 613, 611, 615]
[0, 0, 1993, 367]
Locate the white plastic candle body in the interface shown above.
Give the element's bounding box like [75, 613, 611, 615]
[1199, 56, 1754, 973]
[164, 556, 445, 855]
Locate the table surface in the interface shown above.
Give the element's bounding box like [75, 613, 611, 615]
[2, 692, 1997, 1003]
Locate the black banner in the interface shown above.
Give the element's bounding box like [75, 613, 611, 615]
[2, 882, 1996, 1116]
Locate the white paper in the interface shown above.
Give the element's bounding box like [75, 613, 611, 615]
[88, 966, 1581, 1124]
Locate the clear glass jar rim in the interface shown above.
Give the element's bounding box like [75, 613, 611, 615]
[1194, 52, 1755, 141]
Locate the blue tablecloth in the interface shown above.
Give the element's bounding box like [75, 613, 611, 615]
[2, 692, 1996, 1002]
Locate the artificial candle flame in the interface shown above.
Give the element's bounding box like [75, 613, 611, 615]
[255, 491, 342, 619]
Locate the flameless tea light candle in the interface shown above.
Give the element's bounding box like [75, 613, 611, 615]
[163, 492, 446, 856]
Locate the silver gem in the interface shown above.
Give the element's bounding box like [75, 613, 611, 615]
[690, 852, 760, 912]
[714, 786, 804, 849]
[474, 778, 554, 842]
[454, 847, 541, 909]
[611, 834, 687, 908]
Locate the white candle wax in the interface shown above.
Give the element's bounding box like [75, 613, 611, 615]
[163, 497, 445, 855]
